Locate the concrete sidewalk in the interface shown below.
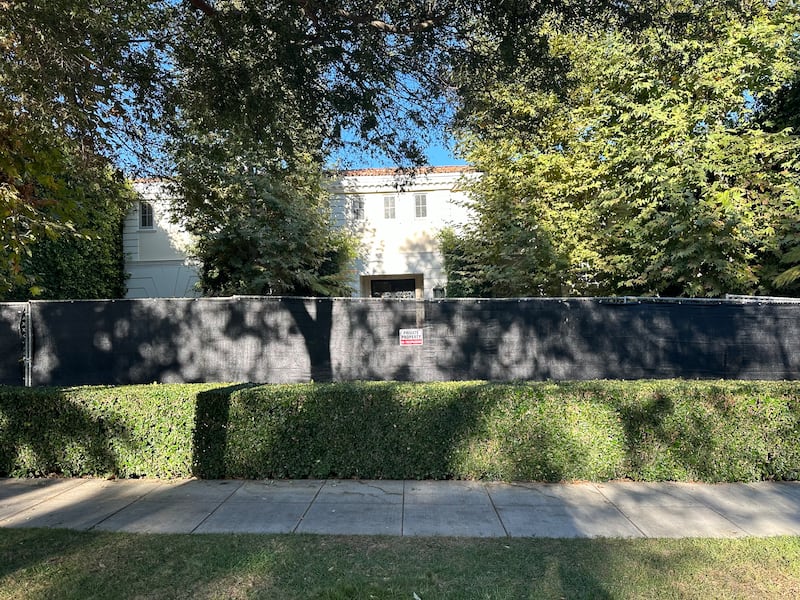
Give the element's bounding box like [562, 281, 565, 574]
[1, 478, 799, 538]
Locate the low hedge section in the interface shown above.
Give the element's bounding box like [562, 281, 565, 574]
[1, 380, 799, 482]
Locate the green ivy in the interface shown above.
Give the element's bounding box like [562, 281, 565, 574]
[0, 157, 134, 301]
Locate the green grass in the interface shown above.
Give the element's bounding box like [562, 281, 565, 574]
[2, 529, 800, 599]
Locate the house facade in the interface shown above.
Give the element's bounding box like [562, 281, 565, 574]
[124, 166, 475, 299]
[124, 180, 201, 298]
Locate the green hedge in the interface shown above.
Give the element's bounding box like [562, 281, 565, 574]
[2, 381, 800, 482]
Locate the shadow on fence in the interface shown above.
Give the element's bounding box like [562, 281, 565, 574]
[0, 296, 797, 386]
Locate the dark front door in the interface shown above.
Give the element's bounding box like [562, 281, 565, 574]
[370, 278, 416, 298]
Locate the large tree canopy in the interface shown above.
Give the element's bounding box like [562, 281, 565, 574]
[167, 0, 640, 296]
[168, 0, 451, 295]
[172, 0, 636, 166]
[4, 0, 586, 296]
[448, 0, 800, 298]
[1, 0, 169, 293]
[10, 0, 796, 298]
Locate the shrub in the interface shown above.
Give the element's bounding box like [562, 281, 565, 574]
[1, 380, 799, 481]
[0, 384, 220, 478]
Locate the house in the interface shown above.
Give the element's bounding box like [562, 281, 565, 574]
[124, 166, 475, 299]
[124, 179, 200, 298]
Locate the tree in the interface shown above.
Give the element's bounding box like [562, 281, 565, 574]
[1, 0, 169, 294]
[759, 74, 800, 288]
[166, 0, 491, 296]
[164, 0, 442, 296]
[0, 161, 134, 301]
[168, 0, 642, 297]
[174, 153, 356, 296]
[3, 0, 646, 297]
[451, 0, 800, 297]
[0, 119, 138, 298]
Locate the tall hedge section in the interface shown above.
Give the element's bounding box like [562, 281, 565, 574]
[1, 380, 799, 482]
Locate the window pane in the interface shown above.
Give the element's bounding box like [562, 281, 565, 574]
[384, 196, 395, 219]
[351, 198, 364, 220]
[140, 202, 154, 229]
[415, 194, 427, 218]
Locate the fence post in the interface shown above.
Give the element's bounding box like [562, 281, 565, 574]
[21, 302, 32, 387]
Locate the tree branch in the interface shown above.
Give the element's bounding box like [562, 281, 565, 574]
[187, 0, 228, 46]
[291, 0, 443, 35]
[188, 0, 216, 17]
[333, 10, 442, 34]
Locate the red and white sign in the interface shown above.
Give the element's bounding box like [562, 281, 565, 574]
[399, 328, 424, 346]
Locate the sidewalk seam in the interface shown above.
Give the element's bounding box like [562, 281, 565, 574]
[401, 481, 406, 537]
[485, 483, 510, 538]
[593, 484, 648, 539]
[698, 502, 752, 537]
[680, 487, 752, 537]
[191, 480, 246, 534]
[292, 481, 325, 533]
[88, 481, 167, 531]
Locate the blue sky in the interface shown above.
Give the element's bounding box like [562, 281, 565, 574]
[329, 137, 468, 170]
[325, 115, 469, 170]
[425, 139, 468, 167]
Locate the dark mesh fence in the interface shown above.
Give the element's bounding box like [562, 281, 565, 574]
[0, 303, 25, 385]
[12, 296, 800, 386]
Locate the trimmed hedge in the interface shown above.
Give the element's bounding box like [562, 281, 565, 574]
[2, 381, 800, 482]
[0, 384, 220, 479]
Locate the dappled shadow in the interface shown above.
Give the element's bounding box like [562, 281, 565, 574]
[199, 381, 503, 479]
[3, 532, 793, 598]
[192, 383, 255, 479]
[19, 296, 800, 385]
[428, 297, 800, 381]
[335, 298, 428, 381]
[614, 381, 800, 481]
[618, 389, 677, 479]
[187, 380, 626, 482]
[0, 387, 132, 477]
[29, 297, 315, 385]
[0, 303, 25, 385]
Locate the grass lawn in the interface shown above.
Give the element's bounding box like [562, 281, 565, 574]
[1, 530, 799, 599]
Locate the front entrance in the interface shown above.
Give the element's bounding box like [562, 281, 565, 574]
[361, 274, 424, 299]
[370, 278, 416, 298]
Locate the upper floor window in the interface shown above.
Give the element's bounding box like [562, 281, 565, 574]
[139, 201, 154, 229]
[351, 197, 365, 221]
[415, 193, 427, 218]
[384, 195, 396, 219]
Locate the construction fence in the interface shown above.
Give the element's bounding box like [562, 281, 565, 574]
[1, 296, 799, 387]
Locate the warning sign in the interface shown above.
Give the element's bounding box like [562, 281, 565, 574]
[399, 328, 424, 346]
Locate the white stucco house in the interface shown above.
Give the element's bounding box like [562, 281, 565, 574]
[123, 179, 201, 298]
[124, 166, 476, 299]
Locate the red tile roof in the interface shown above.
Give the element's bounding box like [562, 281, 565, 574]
[337, 165, 473, 177]
[133, 166, 474, 183]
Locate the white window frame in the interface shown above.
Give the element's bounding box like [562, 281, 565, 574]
[384, 195, 396, 219]
[414, 193, 427, 218]
[139, 201, 154, 230]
